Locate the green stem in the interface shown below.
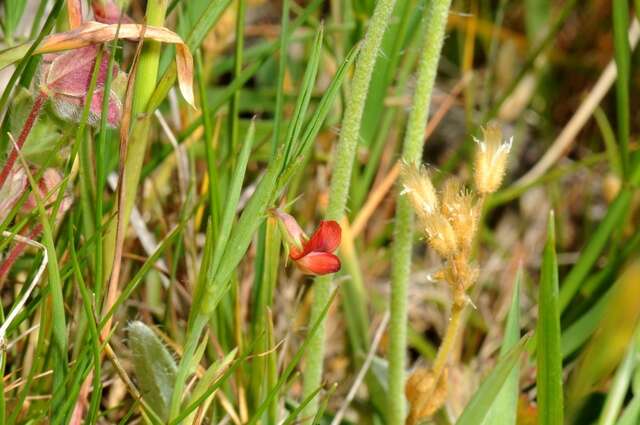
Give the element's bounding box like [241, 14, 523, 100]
[388, 0, 451, 423]
[102, 0, 168, 284]
[300, 0, 397, 421]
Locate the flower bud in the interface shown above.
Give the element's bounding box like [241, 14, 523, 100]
[474, 124, 512, 194]
[270, 208, 306, 254]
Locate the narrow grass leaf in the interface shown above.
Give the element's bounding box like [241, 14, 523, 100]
[598, 325, 640, 425]
[566, 261, 640, 420]
[536, 212, 564, 425]
[612, 0, 630, 174]
[456, 336, 529, 425]
[482, 268, 522, 425]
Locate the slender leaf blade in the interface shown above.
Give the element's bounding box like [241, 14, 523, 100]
[537, 211, 564, 425]
[482, 268, 522, 425]
[456, 336, 529, 425]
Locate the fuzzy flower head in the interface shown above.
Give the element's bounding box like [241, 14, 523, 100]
[271, 209, 342, 276]
[473, 124, 512, 194]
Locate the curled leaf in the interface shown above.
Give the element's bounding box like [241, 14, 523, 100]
[1, 21, 195, 107]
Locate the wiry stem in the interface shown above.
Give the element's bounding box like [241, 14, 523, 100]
[388, 0, 452, 422]
[300, 0, 397, 421]
[0, 92, 47, 190]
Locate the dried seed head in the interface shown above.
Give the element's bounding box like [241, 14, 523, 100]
[405, 367, 448, 424]
[440, 178, 480, 252]
[474, 124, 512, 194]
[400, 161, 438, 219]
[424, 213, 458, 258]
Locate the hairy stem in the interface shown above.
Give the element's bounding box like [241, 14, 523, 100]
[0, 224, 43, 281]
[0, 92, 47, 190]
[388, 0, 452, 422]
[300, 0, 397, 421]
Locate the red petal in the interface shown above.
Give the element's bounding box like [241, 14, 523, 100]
[295, 252, 341, 275]
[299, 220, 341, 256]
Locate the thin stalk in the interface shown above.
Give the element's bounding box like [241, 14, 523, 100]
[0, 91, 46, 190]
[429, 300, 463, 386]
[388, 0, 452, 423]
[101, 0, 168, 284]
[227, 0, 245, 167]
[300, 0, 397, 421]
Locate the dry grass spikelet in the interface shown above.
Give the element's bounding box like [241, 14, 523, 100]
[424, 213, 458, 258]
[405, 367, 448, 425]
[440, 178, 480, 252]
[473, 124, 512, 194]
[400, 161, 438, 218]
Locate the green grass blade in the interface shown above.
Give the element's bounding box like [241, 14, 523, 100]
[482, 268, 522, 425]
[598, 326, 640, 425]
[612, 0, 630, 175]
[561, 289, 611, 358]
[209, 120, 255, 277]
[247, 290, 339, 425]
[536, 211, 564, 425]
[456, 336, 529, 425]
[558, 187, 633, 313]
[271, 0, 290, 153]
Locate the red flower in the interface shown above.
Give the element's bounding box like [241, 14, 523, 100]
[272, 209, 342, 276]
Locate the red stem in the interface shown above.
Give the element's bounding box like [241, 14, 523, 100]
[0, 92, 47, 190]
[0, 224, 44, 282]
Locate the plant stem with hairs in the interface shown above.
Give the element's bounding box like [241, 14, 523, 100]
[0, 92, 47, 190]
[300, 0, 397, 421]
[388, 0, 452, 422]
